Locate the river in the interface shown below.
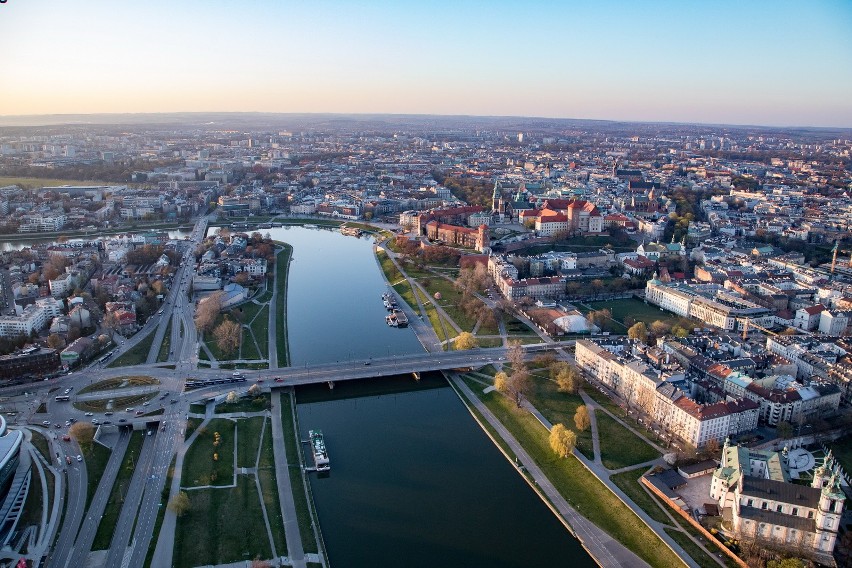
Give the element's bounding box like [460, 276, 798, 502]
[246, 224, 593, 567]
[0, 227, 194, 251]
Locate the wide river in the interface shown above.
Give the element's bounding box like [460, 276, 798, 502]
[241, 225, 594, 568]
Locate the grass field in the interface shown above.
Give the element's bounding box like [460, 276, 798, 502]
[73, 392, 158, 413]
[609, 468, 671, 524]
[109, 332, 157, 367]
[215, 394, 270, 414]
[830, 434, 852, 476]
[461, 380, 686, 568]
[274, 244, 293, 366]
[18, 462, 44, 536]
[596, 412, 660, 470]
[84, 442, 112, 509]
[78, 376, 159, 394]
[174, 476, 272, 568]
[258, 417, 287, 556]
[520, 376, 594, 459]
[93, 431, 143, 550]
[157, 320, 172, 362]
[30, 430, 50, 460]
[182, 418, 236, 487]
[665, 527, 721, 568]
[580, 298, 690, 330]
[236, 417, 265, 468]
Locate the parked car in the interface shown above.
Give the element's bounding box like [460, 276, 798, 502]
[76, 455, 82, 462]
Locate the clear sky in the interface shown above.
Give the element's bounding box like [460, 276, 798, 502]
[1, 0, 851, 127]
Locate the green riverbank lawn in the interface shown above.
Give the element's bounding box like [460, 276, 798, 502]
[464, 381, 686, 568]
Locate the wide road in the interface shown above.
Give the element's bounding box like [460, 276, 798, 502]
[46, 437, 88, 568]
[65, 429, 131, 568]
[147, 216, 208, 365]
[126, 417, 186, 568]
[103, 429, 159, 568]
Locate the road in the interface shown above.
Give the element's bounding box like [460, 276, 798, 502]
[146, 216, 208, 365]
[103, 429, 159, 568]
[270, 391, 305, 568]
[126, 417, 186, 568]
[45, 437, 87, 568]
[64, 429, 131, 568]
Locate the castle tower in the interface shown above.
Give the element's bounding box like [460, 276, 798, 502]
[492, 180, 504, 217]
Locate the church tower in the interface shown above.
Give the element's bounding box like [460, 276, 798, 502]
[492, 180, 504, 218]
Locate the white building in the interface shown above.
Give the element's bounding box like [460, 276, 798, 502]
[709, 442, 845, 564]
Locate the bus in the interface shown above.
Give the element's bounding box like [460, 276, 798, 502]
[55, 395, 70, 402]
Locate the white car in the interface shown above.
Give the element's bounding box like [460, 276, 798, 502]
[84, 412, 93, 416]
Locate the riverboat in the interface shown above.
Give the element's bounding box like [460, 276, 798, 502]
[309, 430, 330, 471]
[386, 310, 409, 328]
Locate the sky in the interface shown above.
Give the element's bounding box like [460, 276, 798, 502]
[1, 0, 851, 127]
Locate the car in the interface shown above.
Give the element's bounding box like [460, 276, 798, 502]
[92, 419, 100, 425]
[68, 417, 77, 423]
[102, 420, 112, 425]
[170, 399, 177, 404]
[275, 378, 285, 383]
[76, 455, 82, 462]
[135, 410, 144, 416]
[54, 423, 62, 429]
[105, 411, 113, 416]
[66, 456, 72, 465]
[364, 361, 371, 366]
[63, 388, 71, 394]
[142, 401, 150, 406]
[84, 412, 93, 417]
[42, 420, 51, 426]
[125, 407, 134, 412]
[62, 435, 71, 442]
[118, 418, 126, 423]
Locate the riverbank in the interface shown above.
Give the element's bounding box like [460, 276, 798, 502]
[448, 371, 689, 568]
[274, 242, 293, 367]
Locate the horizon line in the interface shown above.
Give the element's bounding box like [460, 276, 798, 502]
[1, 110, 850, 132]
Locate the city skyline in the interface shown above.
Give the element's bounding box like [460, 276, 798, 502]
[1, 0, 851, 127]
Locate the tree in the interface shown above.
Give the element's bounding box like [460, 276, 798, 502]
[454, 332, 477, 350]
[506, 341, 526, 373]
[627, 321, 649, 343]
[46, 333, 65, 350]
[195, 291, 223, 333]
[69, 422, 95, 452]
[102, 312, 121, 340]
[549, 423, 577, 458]
[649, 320, 671, 337]
[556, 366, 579, 394]
[167, 491, 191, 517]
[214, 319, 241, 356]
[494, 370, 530, 408]
[777, 421, 794, 440]
[225, 391, 238, 404]
[574, 405, 591, 432]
